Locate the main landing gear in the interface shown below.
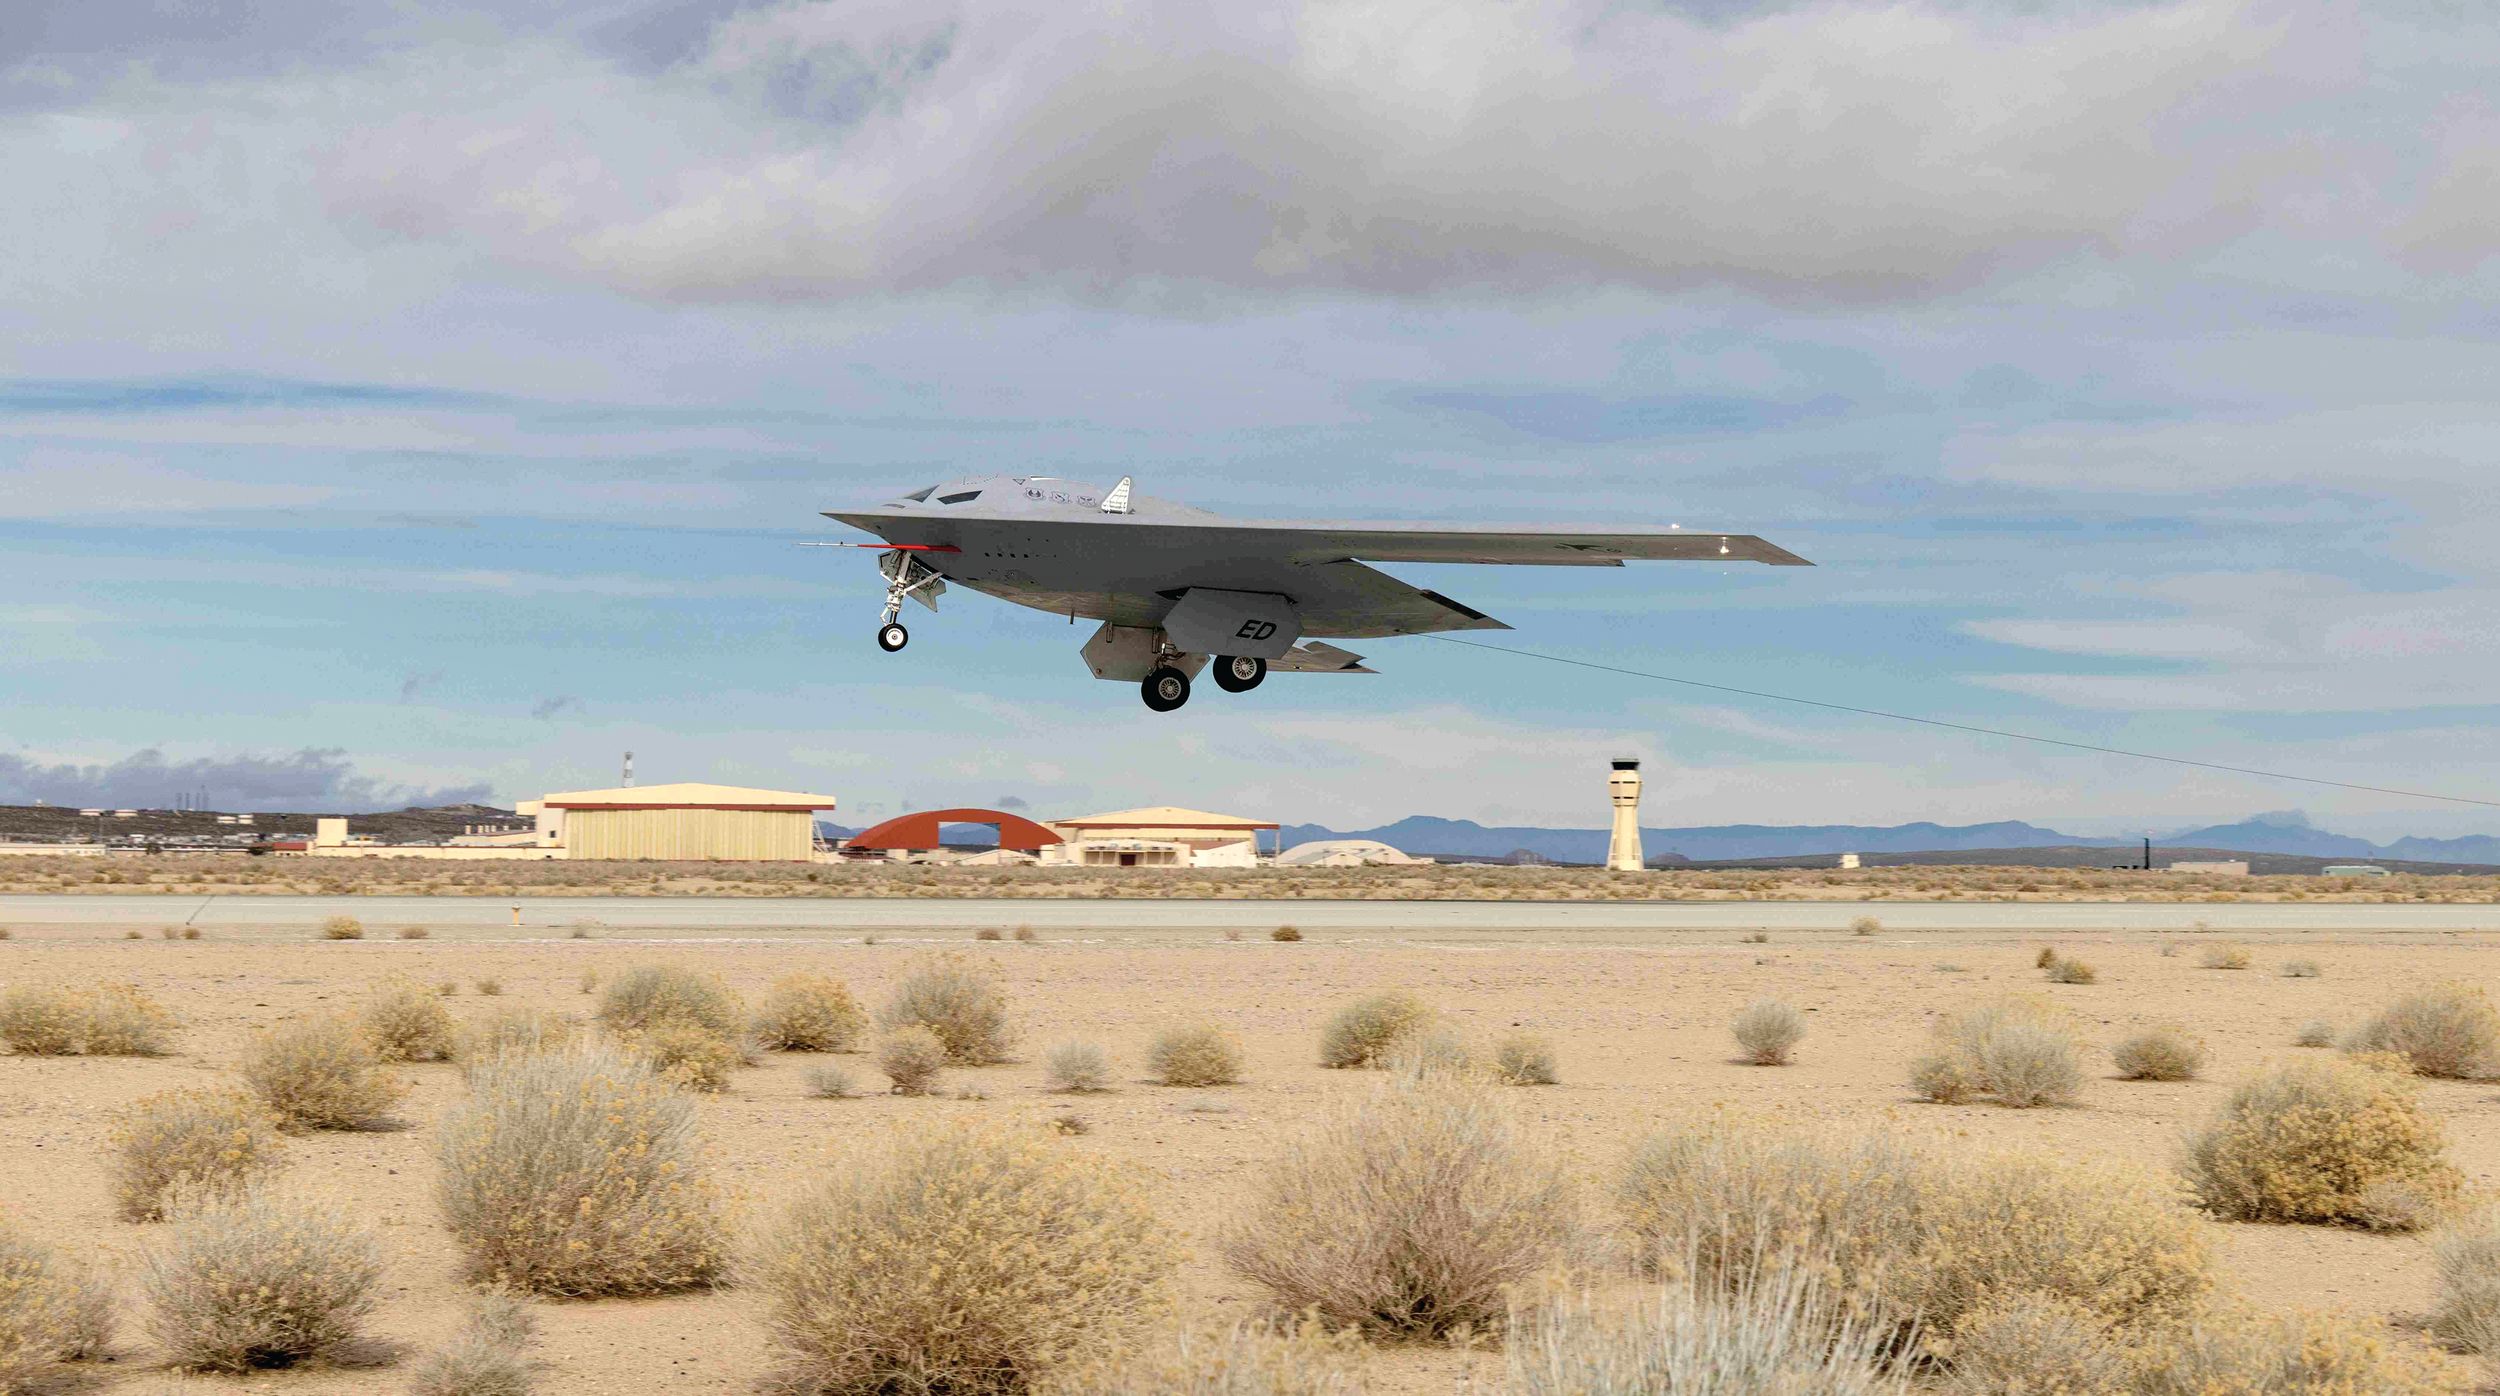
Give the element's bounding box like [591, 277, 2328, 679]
[1211, 655, 1266, 693]
[1141, 666, 1191, 712]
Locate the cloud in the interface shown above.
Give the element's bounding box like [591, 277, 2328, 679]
[531, 695, 584, 721]
[0, 747, 491, 812]
[282, 0, 2435, 305]
[398, 670, 444, 702]
[994, 794, 1029, 809]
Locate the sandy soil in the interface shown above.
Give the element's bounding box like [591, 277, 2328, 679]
[5, 912, 2497, 1392]
[5, 855, 2497, 904]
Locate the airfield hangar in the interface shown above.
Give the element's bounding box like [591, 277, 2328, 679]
[513, 782, 840, 862]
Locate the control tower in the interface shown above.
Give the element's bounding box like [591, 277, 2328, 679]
[1606, 759, 1645, 872]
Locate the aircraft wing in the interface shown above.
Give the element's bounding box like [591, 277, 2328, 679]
[1245, 521, 1811, 567]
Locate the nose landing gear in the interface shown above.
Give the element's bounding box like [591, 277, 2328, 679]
[872, 552, 946, 655]
[1211, 655, 1266, 693]
[877, 622, 909, 652]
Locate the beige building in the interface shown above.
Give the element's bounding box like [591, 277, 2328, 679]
[1043, 806, 1278, 869]
[521, 783, 839, 862]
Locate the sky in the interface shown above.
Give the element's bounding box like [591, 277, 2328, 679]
[3, 0, 2498, 836]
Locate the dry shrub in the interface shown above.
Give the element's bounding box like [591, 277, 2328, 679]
[1914, 996, 2086, 1108]
[1013, 925, 1039, 943]
[1314, 989, 1433, 1069]
[0, 1218, 114, 1389]
[877, 1026, 948, 1095]
[1379, 1023, 1481, 1081]
[1494, 1033, 1559, 1086]
[754, 1122, 1175, 1394]
[1, 982, 173, 1056]
[2044, 956, 2098, 984]
[1731, 1000, 1804, 1065]
[397, 926, 430, 940]
[2035, 946, 2060, 969]
[2132, 1303, 2467, 1395]
[1044, 1041, 1114, 1094]
[1507, 1271, 1910, 1396]
[241, 1014, 408, 1130]
[436, 1042, 726, 1296]
[2113, 1026, 2207, 1082]
[2344, 983, 2500, 1079]
[80, 983, 176, 1055]
[2281, 958, 2323, 978]
[473, 977, 503, 997]
[1942, 1291, 2128, 1396]
[1614, 1117, 2211, 1345]
[1147, 1024, 1245, 1087]
[975, 927, 1004, 941]
[361, 978, 455, 1062]
[406, 1290, 536, 1396]
[2197, 944, 2250, 970]
[1850, 915, 1881, 936]
[597, 964, 745, 1042]
[2431, 1209, 2500, 1354]
[142, 1188, 383, 1371]
[752, 973, 866, 1053]
[1043, 1319, 1361, 1395]
[1270, 926, 1302, 942]
[1222, 1069, 1577, 1338]
[112, 1087, 288, 1222]
[875, 954, 1015, 1065]
[804, 1063, 856, 1100]
[628, 1021, 741, 1092]
[454, 1007, 578, 1067]
[2184, 1054, 2460, 1229]
[320, 915, 365, 940]
[2296, 1019, 2337, 1048]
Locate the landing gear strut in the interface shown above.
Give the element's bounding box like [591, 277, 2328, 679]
[874, 552, 945, 655]
[1141, 665, 1191, 712]
[1212, 655, 1266, 693]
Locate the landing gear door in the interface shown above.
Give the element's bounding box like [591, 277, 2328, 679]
[1161, 589, 1301, 660]
[878, 550, 947, 611]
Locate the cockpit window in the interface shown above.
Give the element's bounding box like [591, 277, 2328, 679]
[938, 490, 982, 505]
[899, 487, 935, 502]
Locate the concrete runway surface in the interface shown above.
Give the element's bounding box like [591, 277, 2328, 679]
[2, 893, 2496, 942]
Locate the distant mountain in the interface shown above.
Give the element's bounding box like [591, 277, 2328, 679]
[1276, 814, 2500, 867]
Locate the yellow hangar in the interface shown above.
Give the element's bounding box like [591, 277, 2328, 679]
[518, 782, 839, 862]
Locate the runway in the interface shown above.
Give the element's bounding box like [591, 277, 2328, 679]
[2, 893, 2495, 942]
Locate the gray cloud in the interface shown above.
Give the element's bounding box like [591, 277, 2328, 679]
[994, 794, 1028, 810]
[0, 747, 491, 812]
[283, 0, 2479, 304]
[531, 695, 584, 720]
[398, 669, 444, 702]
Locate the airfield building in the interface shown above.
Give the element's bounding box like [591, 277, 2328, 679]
[520, 783, 839, 862]
[1042, 806, 1279, 869]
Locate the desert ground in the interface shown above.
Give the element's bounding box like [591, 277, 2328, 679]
[4, 893, 2499, 1391]
[4, 854, 2497, 904]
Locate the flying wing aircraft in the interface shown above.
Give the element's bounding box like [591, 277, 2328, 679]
[820, 475, 1809, 711]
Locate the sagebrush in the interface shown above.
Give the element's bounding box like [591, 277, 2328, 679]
[2344, 982, 2500, 1079]
[2112, 1025, 2206, 1082]
[1731, 1000, 1804, 1065]
[361, 978, 455, 1063]
[1508, 1271, 1910, 1396]
[1223, 1069, 1577, 1338]
[2183, 1054, 2460, 1229]
[436, 1042, 727, 1296]
[241, 1014, 408, 1129]
[1147, 1024, 1244, 1087]
[112, 1087, 289, 1222]
[877, 1026, 948, 1095]
[406, 1290, 536, 1396]
[875, 954, 1015, 1065]
[142, 1188, 383, 1371]
[0, 1218, 114, 1390]
[1314, 989, 1433, 1069]
[597, 964, 746, 1042]
[1910, 996, 2085, 1108]
[754, 1122, 1174, 1394]
[752, 973, 866, 1053]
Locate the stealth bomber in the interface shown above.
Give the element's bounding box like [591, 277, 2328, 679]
[822, 475, 1809, 711]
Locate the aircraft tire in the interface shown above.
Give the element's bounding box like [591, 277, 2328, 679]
[877, 622, 909, 652]
[1141, 666, 1191, 712]
[1212, 655, 1266, 693]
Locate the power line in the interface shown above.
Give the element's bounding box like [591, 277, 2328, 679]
[1421, 634, 2500, 810]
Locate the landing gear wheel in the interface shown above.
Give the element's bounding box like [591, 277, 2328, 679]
[877, 622, 909, 652]
[1141, 665, 1191, 712]
[1212, 655, 1266, 693]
